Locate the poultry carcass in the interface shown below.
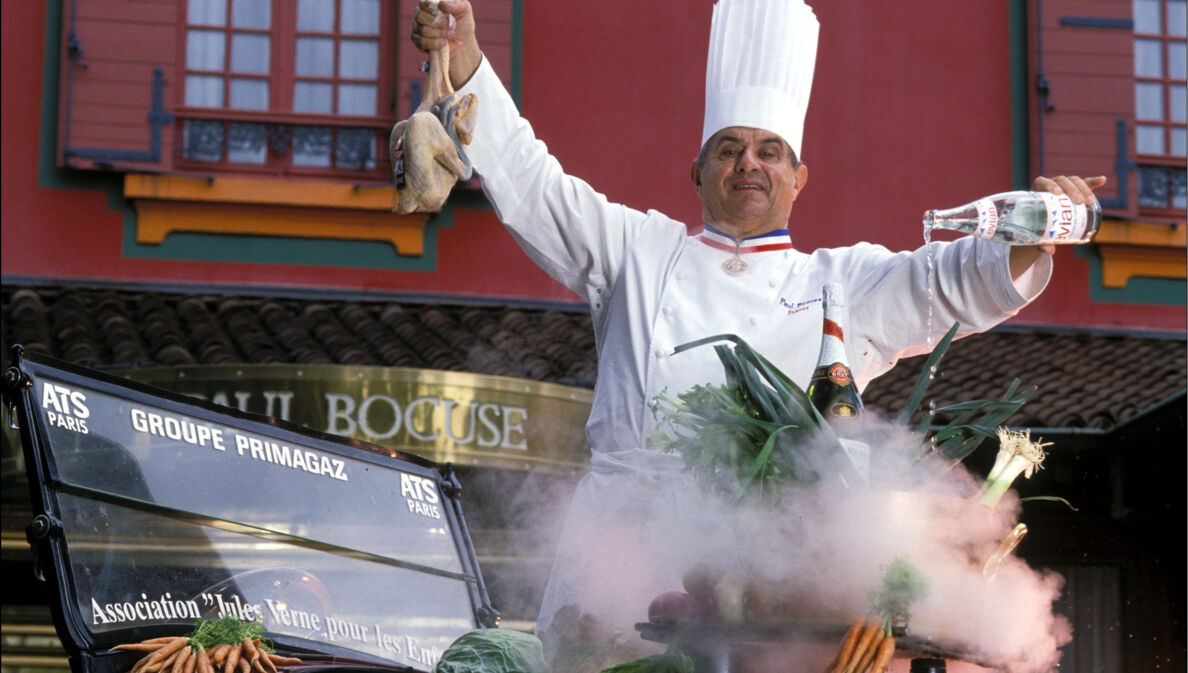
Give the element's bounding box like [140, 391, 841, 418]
[390, 15, 478, 214]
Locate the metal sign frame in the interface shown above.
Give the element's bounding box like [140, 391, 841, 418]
[4, 346, 498, 673]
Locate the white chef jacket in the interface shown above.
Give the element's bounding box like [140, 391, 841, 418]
[457, 58, 1051, 639]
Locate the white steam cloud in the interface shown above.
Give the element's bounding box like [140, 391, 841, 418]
[508, 414, 1070, 672]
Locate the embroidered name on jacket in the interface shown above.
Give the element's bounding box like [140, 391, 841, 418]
[780, 296, 821, 316]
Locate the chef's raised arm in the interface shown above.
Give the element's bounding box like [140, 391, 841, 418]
[410, 0, 650, 303]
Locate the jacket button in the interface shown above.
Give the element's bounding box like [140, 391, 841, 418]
[663, 306, 674, 317]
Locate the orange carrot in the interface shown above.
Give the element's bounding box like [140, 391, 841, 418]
[147, 649, 181, 673]
[223, 644, 242, 673]
[182, 648, 199, 673]
[853, 632, 888, 673]
[238, 657, 251, 673]
[240, 639, 258, 664]
[142, 638, 188, 670]
[142, 639, 188, 673]
[265, 654, 302, 668]
[842, 619, 883, 673]
[130, 656, 150, 673]
[832, 617, 865, 673]
[114, 643, 167, 652]
[869, 635, 896, 673]
[210, 645, 230, 667]
[257, 647, 277, 673]
[241, 638, 265, 673]
[171, 643, 193, 673]
[196, 647, 213, 673]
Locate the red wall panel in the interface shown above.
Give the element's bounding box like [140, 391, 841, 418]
[3, 1, 1184, 332]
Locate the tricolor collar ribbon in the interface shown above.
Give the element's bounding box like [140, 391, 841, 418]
[699, 225, 794, 254]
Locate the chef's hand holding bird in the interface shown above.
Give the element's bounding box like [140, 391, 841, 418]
[412, 0, 482, 90]
[390, 0, 481, 214]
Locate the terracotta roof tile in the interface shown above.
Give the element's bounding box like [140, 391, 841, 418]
[3, 284, 1183, 430]
[861, 329, 1186, 430]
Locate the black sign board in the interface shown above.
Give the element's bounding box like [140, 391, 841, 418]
[5, 348, 497, 673]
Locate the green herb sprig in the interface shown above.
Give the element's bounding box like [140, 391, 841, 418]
[188, 616, 273, 653]
[648, 334, 855, 503]
[649, 324, 1040, 500]
[869, 556, 929, 635]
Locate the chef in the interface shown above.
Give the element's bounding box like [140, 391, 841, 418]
[411, 0, 1104, 663]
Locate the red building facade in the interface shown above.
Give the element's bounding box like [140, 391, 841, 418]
[3, 0, 1184, 328]
[2, 1, 1185, 671]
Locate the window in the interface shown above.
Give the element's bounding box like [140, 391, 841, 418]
[1133, 0, 1187, 211]
[179, 0, 392, 175]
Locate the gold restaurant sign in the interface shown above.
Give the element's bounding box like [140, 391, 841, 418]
[119, 365, 593, 474]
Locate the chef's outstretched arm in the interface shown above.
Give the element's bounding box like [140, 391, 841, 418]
[406, 0, 653, 303]
[1007, 174, 1107, 280]
[412, 0, 483, 89]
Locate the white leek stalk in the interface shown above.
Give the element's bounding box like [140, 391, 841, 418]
[981, 428, 1050, 508]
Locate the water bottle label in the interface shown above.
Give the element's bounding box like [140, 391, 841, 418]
[1036, 192, 1089, 243]
[974, 197, 998, 239]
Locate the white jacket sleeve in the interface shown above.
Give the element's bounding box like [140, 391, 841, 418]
[838, 237, 1052, 382]
[457, 58, 650, 303]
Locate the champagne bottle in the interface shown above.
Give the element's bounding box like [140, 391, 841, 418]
[923, 190, 1101, 245]
[808, 283, 863, 428]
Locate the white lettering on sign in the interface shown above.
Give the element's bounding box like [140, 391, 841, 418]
[400, 473, 441, 519]
[263, 598, 322, 633]
[232, 434, 349, 482]
[202, 592, 261, 622]
[129, 407, 227, 451]
[325, 615, 370, 644]
[180, 387, 539, 456]
[41, 383, 90, 434]
[124, 403, 347, 483]
[90, 592, 201, 625]
[89, 587, 437, 666]
[373, 623, 404, 654]
[324, 394, 529, 450]
[405, 636, 444, 666]
[406, 397, 440, 441]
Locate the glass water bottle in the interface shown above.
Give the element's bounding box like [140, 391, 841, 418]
[924, 190, 1101, 245]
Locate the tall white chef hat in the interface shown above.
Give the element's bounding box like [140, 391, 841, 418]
[701, 0, 819, 159]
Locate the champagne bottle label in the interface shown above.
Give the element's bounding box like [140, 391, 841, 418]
[827, 363, 851, 385]
[828, 401, 859, 417]
[810, 283, 864, 428]
[974, 197, 999, 239]
[1035, 192, 1090, 244]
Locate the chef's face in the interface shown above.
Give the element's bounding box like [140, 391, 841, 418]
[691, 127, 808, 239]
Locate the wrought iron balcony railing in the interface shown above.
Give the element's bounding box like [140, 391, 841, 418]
[174, 110, 393, 176]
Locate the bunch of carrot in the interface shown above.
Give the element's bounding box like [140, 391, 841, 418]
[825, 617, 895, 673]
[112, 630, 301, 673]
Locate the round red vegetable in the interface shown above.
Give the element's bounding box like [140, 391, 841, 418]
[647, 590, 702, 623]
